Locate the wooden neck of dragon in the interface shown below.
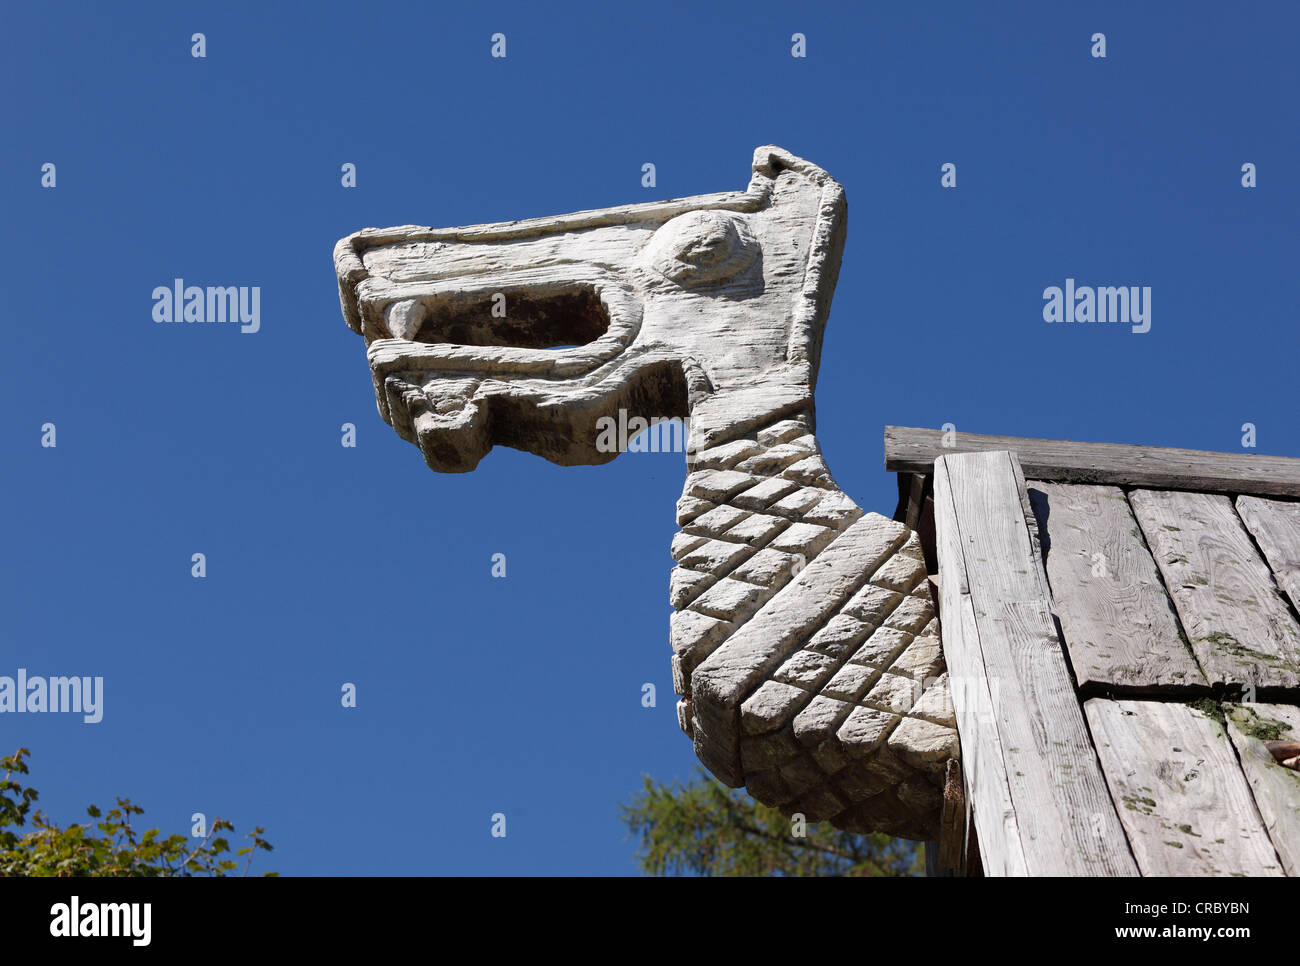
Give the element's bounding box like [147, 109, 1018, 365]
[671, 406, 955, 840]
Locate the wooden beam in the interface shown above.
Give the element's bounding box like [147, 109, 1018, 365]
[1086, 698, 1285, 876]
[1028, 482, 1208, 693]
[904, 473, 925, 530]
[934, 459, 1026, 876]
[885, 426, 1300, 498]
[1131, 489, 1300, 692]
[1224, 703, 1300, 876]
[937, 758, 967, 874]
[934, 450, 1138, 875]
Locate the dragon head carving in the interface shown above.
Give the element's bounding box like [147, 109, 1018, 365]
[335, 147, 957, 841]
[334, 146, 843, 471]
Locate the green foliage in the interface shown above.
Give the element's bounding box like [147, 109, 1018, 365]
[620, 768, 923, 876]
[0, 748, 274, 877]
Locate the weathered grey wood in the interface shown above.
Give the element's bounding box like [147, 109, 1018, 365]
[937, 753, 966, 873]
[935, 450, 1138, 875]
[1236, 495, 1300, 616]
[885, 426, 1300, 499]
[337, 147, 975, 840]
[904, 473, 925, 531]
[1131, 489, 1300, 691]
[1028, 482, 1207, 692]
[1224, 703, 1300, 876]
[1086, 699, 1284, 876]
[934, 457, 1026, 876]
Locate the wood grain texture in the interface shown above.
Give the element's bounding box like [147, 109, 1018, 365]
[1236, 495, 1300, 616]
[937, 758, 967, 874]
[934, 459, 1026, 876]
[885, 426, 1300, 498]
[1086, 699, 1284, 876]
[1130, 489, 1300, 691]
[935, 450, 1137, 875]
[1028, 482, 1207, 692]
[1224, 703, 1300, 876]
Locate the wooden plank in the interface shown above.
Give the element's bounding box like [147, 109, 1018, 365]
[917, 484, 938, 577]
[1027, 482, 1207, 692]
[1224, 703, 1300, 876]
[934, 460, 1027, 876]
[892, 471, 913, 524]
[1236, 495, 1300, 615]
[934, 450, 1137, 875]
[904, 473, 925, 530]
[885, 426, 1300, 498]
[1086, 698, 1284, 876]
[1130, 489, 1300, 691]
[937, 758, 966, 874]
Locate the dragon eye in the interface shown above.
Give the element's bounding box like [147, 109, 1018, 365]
[643, 210, 759, 286]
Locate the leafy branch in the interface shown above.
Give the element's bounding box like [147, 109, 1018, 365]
[0, 748, 274, 877]
[619, 767, 921, 877]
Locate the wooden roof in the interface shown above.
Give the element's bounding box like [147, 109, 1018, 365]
[885, 428, 1300, 876]
[885, 425, 1300, 498]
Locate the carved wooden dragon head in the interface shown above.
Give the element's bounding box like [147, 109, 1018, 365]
[335, 147, 957, 841]
[334, 146, 846, 469]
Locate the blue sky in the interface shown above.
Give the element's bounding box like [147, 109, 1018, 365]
[3, 2, 1297, 874]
